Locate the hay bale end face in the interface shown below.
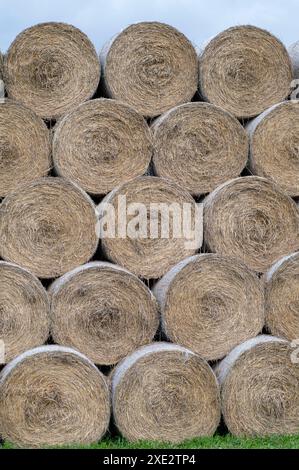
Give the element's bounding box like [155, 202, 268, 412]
[112, 343, 221, 443]
[49, 261, 159, 365]
[0, 99, 51, 197]
[216, 335, 299, 436]
[204, 176, 299, 273]
[98, 176, 201, 279]
[152, 102, 248, 196]
[265, 251, 299, 340]
[0, 262, 50, 363]
[247, 101, 299, 197]
[100, 22, 198, 118]
[0, 346, 110, 447]
[53, 99, 153, 195]
[4, 22, 100, 120]
[0, 177, 98, 278]
[153, 254, 264, 361]
[199, 25, 292, 119]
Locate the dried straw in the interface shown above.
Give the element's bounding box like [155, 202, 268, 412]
[111, 342, 221, 443]
[246, 101, 299, 197]
[0, 99, 51, 197]
[0, 177, 98, 279]
[0, 261, 50, 363]
[215, 335, 299, 436]
[204, 176, 299, 273]
[98, 176, 201, 279]
[152, 102, 248, 195]
[4, 22, 100, 120]
[0, 345, 110, 447]
[199, 25, 292, 119]
[153, 254, 264, 361]
[100, 22, 198, 118]
[264, 251, 299, 340]
[49, 261, 159, 365]
[53, 98, 153, 195]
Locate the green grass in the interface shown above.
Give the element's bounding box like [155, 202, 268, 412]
[2, 434, 299, 449]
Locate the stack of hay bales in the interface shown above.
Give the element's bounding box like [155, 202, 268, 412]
[0, 20, 299, 448]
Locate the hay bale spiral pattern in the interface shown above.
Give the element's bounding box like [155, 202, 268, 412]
[0, 261, 50, 363]
[199, 25, 292, 119]
[4, 22, 100, 120]
[152, 102, 248, 195]
[204, 176, 299, 273]
[0, 346, 110, 447]
[0, 99, 51, 197]
[53, 98, 153, 195]
[153, 254, 264, 361]
[265, 251, 299, 340]
[247, 101, 299, 196]
[112, 343, 221, 443]
[100, 22, 198, 117]
[49, 261, 159, 365]
[98, 176, 201, 279]
[216, 335, 299, 436]
[0, 177, 98, 278]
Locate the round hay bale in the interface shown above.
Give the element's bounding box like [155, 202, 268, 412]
[0, 99, 51, 197]
[0, 261, 50, 363]
[153, 254, 264, 361]
[0, 177, 98, 278]
[0, 345, 110, 447]
[49, 261, 159, 365]
[53, 98, 153, 195]
[199, 25, 292, 119]
[100, 22, 198, 118]
[264, 251, 299, 340]
[204, 176, 299, 273]
[152, 102, 248, 195]
[112, 342, 220, 442]
[98, 176, 201, 279]
[247, 101, 299, 196]
[4, 22, 100, 120]
[215, 335, 299, 436]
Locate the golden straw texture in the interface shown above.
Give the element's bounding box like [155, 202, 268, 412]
[152, 102, 248, 195]
[98, 176, 201, 279]
[204, 176, 299, 273]
[49, 261, 159, 365]
[53, 98, 153, 195]
[100, 22, 198, 117]
[199, 25, 292, 119]
[0, 99, 51, 197]
[0, 346, 110, 447]
[0, 177, 98, 278]
[112, 343, 221, 443]
[4, 22, 100, 120]
[153, 254, 264, 361]
[246, 101, 299, 196]
[265, 251, 299, 340]
[215, 335, 299, 436]
[0, 261, 50, 363]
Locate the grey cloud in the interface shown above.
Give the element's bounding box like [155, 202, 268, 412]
[0, 0, 298, 53]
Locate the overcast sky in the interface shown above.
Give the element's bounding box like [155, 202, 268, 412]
[0, 0, 297, 52]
